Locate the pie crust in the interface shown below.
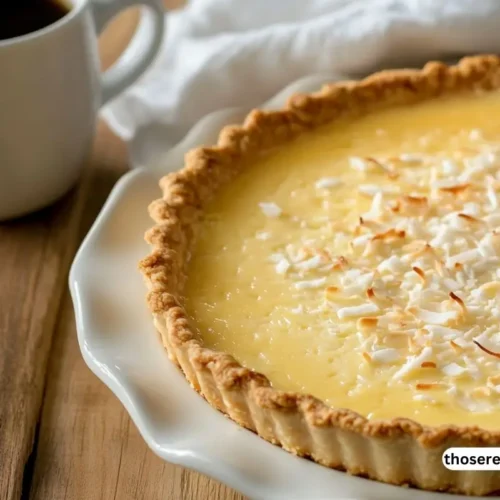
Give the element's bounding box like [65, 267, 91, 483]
[140, 56, 500, 496]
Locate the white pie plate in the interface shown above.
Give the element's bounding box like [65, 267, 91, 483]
[70, 76, 497, 500]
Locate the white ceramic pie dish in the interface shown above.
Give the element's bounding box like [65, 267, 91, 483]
[70, 75, 497, 500]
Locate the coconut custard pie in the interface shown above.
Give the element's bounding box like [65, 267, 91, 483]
[140, 56, 500, 495]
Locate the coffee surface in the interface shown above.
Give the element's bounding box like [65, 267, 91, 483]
[1, 1, 71, 41]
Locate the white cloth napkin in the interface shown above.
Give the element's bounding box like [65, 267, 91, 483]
[102, 0, 500, 167]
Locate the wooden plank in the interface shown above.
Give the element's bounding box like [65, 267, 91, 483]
[0, 135, 91, 500]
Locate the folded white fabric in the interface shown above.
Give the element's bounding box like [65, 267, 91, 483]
[102, 0, 500, 163]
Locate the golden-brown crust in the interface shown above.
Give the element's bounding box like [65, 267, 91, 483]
[140, 55, 500, 496]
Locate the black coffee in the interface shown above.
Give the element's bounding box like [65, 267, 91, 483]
[1, 0, 71, 41]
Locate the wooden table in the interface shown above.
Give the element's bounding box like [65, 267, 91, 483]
[0, 6, 244, 500]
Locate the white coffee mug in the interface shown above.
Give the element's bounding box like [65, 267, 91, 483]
[0, 0, 165, 220]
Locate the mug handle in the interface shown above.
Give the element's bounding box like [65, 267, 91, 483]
[92, 0, 165, 105]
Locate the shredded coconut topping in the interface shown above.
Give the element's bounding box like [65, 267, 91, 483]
[371, 348, 400, 363]
[275, 258, 290, 275]
[337, 303, 379, 319]
[260, 133, 500, 413]
[315, 177, 343, 189]
[259, 201, 282, 218]
[294, 277, 327, 290]
[349, 156, 370, 172]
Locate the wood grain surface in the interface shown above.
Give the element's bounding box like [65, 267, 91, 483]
[0, 4, 244, 499]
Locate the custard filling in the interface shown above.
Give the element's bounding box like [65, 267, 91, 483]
[184, 91, 500, 429]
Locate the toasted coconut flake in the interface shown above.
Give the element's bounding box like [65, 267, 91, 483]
[438, 183, 470, 195]
[457, 213, 485, 225]
[366, 157, 386, 171]
[416, 382, 443, 390]
[449, 339, 464, 352]
[394, 195, 428, 215]
[473, 340, 500, 358]
[421, 361, 437, 368]
[357, 317, 378, 330]
[449, 291, 467, 316]
[372, 228, 406, 242]
[356, 217, 383, 232]
[415, 327, 429, 338]
[324, 286, 340, 302]
[472, 386, 492, 398]
[402, 240, 427, 253]
[406, 241, 434, 259]
[434, 259, 446, 277]
[382, 331, 412, 341]
[316, 248, 332, 262]
[259, 201, 282, 218]
[403, 195, 428, 205]
[362, 352, 372, 364]
[331, 255, 349, 271]
[337, 255, 349, 267]
[390, 201, 401, 213]
[353, 156, 395, 176]
[488, 374, 500, 385]
[341, 272, 375, 296]
[412, 266, 426, 283]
